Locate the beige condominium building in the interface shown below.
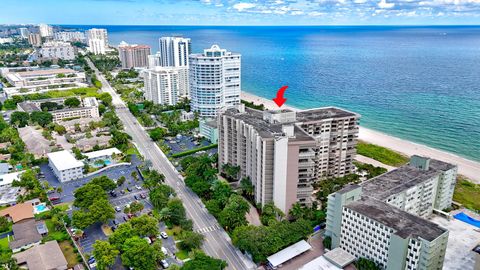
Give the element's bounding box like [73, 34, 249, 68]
[218, 104, 359, 213]
[325, 156, 457, 270]
[118, 42, 151, 69]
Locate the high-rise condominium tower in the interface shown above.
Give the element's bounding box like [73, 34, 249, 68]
[39, 24, 53, 37]
[218, 105, 359, 213]
[86, 28, 108, 55]
[118, 42, 151, 69]
[189, 45, 241, 118]
[143, 67, 180, 105]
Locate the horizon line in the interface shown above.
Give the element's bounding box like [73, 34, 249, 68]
[3, 23, 480, 27]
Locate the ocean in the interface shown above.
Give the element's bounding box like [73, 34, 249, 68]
[66, 25, 480, 161]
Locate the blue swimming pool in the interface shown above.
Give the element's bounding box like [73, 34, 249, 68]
[34, 204, 48, 214]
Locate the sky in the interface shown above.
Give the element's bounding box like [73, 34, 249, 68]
[1, 0, 480, 25]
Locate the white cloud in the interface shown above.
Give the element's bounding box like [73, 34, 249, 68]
[233, 2, 257, 11]
[291, 10, 305, 15]
[378, 0, 395, 8]
[354, 0, 368, 3]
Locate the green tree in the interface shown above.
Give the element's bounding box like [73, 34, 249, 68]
[323, 236, 332, 250]
[211, 181, 232, 208]
[143, 170, 165, 189]
[260, 202, 285, 226]
[93, 240, 119, 270]
[73, 183, 107, 208]
[117, 176, 126, 186]
[110, 130, 131, 150]
[124, 201, 144, 215]
[90, 175, 116, 191]
[0, 216, 11, 233]
[218, 194, 249, 232]
[53, 124, 66, 135]
[109, 223, 134, 250]
[121, 237, 161, 270]
[30, 111, 53, 127]
[148, 127, 167, 141]
[10, 111, 29, 127]
[129, 214, 158, 237]
[355, 258, 381, 270]
[64, 97, 81, 107]
[240, 177, 254, 201]
[164, 198, 186, 225]
[178, 230, 204, 252]
[181, 251, 227, 270]
[149, 184, 175, 210]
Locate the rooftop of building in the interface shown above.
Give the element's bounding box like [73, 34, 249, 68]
[223, 106, 314, 142]
[83, 147, 121, 160]
[0, 201, 34, 223]
[17, 102, 41, 113]
[9, 219, 43, 250]
[12, 240, 68, 270]
[360, 157, 457, 201]
[296, 107, 359, 122]
[345, 197, 448, 241]
[47, 150, 84, 171]
[323, 248, 357, 268]
[13, 68, 76, 77]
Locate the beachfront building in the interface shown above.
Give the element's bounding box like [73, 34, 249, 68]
[189, 45, 241, 118]
[47, 150, 84, 182]
[118, 41, 151, 69]
[2, 68, 87, 97]
[39, 41, 76, 60]
[38, 24, 53, 37]
[148, 52, 162, 68]
[143, 67, 181, 105]
[54, 31, 86, 43]
[325, 156, 457, 269]
[218, 104, 359, 213]
[87, 28, 108, 55]
[27, 33, 42, 47]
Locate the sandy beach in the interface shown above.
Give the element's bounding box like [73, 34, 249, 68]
[241, 91, 480, 183]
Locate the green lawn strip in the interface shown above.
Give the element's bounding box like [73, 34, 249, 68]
[170, 144, 218, 158]
[175, 248, 189, 260]
[59, 240, 80, 268]
[356, 141, 409, 167]
[0, 236, 10, 249]
[43, 219, 69, 242]
[453, 176, 480, 211]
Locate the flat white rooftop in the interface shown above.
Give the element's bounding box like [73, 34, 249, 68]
[267, 240, 312, 268]
[0, 171, 25, 187]
[83, 148, 121, 160]
[323, 248, 356, 268]
[299, 256, 342, 270]
[47, 150, 84, 171]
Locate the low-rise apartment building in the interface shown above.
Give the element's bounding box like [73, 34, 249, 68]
[17, 97, 100, 122]
[218, 104, 359, 213]
[2, 68, 87, 97]
[39, 41, 76, 60]
[47, 150, 84, 182]
[325, 156, 457, 269]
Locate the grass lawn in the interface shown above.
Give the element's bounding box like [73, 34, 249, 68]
[125, 145, 141, 157]
[453, 176, 480, 211]
[166, 226, 182, 237]
[176, 249, 189, 260]
[59, 240, 79, 268]
[44, 219, 69, 241]
[356, 141, 409, 167]
[101, 224, 113, 236]
[0, 237, 10, 249]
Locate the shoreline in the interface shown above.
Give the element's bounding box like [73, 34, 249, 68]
[241, 91, 480, 183]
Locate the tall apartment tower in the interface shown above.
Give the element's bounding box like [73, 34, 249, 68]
[218, 105, 359, 213]
[190, 45, 241, 118]
[118, 42, 151, 69]
[157, 36, 191, 97]
[38, 24, 53, 37]
[143, 67, 179, 105]
[325, 156, 457, 270]
[19, 28, 29, 39]
[86, 28, 108, 55]
[148, 52, 162, 68]
[27, 33, 42, 47]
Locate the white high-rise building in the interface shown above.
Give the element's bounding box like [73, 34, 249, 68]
[86, 28, 108, 55]
[148, 52, 162, 68]
[19, 28, 29, 39]
[144, 67, 179, 105]
[39, 41, 76, 60]
[159, 36, 191, 67]
[189, 45, 241, 118]
[39, 24, 53, 37]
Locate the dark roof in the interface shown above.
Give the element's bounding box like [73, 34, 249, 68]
[17, 102, 41, 113]
[360, 159, 457, 201]
[296, 107, 359, 122]
[337, 184, 361, 194]
[345, 198, 447, 241]
[9, 219, 42, 250]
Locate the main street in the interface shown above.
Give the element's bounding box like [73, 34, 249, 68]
[87, 58, 255, 270]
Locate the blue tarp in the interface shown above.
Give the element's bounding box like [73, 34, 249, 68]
[453, 212, 480, 228]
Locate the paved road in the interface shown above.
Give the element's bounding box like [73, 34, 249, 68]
[87, 59, 255, 270]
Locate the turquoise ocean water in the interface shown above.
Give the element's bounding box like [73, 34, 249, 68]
[67, 25, 480, 161]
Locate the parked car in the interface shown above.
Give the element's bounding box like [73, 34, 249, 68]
[140, 193, 146, 199]
[160, 259, 169, 269]
[110, 190, 117, 197]
[161, 246, 168, 256]
[120, 190, 126, 195]
[123, 216, 128, 222]
[112, 220, 119, 225]
[135, 185, 142, 190]
[115, 206, 121, 212]
[127, 187, 132, 192]
[160, 232, 168, 239]
[133, 195, 138, 200]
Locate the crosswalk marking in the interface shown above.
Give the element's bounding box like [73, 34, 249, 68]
[195, 224, 220, 234]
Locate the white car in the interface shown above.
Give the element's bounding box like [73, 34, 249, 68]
[160, 259, 169, 269]
[160, 232, 168, 239]
[135, 185, 142, 190]
[161, 246, 168, 256]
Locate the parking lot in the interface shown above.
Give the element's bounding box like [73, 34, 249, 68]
[39, 154, 182, 268]
[164, 134, 216, 156]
